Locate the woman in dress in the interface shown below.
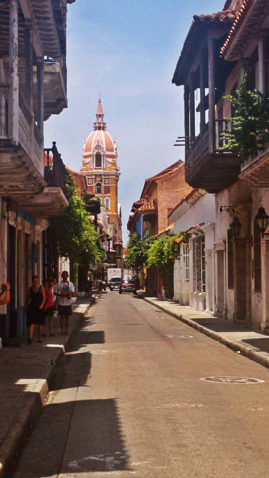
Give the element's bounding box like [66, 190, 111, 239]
[44, 278, 55, 336]
[27, 276, 46, 344]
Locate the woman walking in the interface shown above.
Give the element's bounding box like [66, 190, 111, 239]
[44, 278, 55, 336]
[27, 276, 46, 344]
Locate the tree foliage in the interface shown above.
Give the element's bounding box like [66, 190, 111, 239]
[125, 230, 154, 270]
[147, 232, 188, 298]
[221, 76, 269, 161]
[52, 170, 104, 269]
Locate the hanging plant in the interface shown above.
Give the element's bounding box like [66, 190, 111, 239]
[221, 76, 269, 161]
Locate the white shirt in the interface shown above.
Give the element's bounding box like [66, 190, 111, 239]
[55, 281, 75, 306]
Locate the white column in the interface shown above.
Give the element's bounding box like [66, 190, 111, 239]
[9, 0, 19, 142]
[258, 38, 265, 94]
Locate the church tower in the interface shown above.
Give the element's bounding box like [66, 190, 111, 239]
[82, 99, 121, 242]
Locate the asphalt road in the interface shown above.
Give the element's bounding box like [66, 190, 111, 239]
[13, 291, 269, 478]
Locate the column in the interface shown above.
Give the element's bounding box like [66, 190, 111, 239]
[189, 78, 195, 144]
[24, 23, 33, 108]
[200, 56, 205, 130]
[9, 0, 19, 142]
[208, 36, 216, 152]
[258, 37, 265, 94]
[184, 85, 190, 152]
[36, 57, 44, 137]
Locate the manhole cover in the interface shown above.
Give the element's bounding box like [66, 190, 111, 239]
[200, 376, 265, 384]
[165, 335, 193, 339]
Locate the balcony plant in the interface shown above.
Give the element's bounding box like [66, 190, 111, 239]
[221, 76, 269, 162]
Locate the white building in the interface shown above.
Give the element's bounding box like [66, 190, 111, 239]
[169, 189, 215, 312]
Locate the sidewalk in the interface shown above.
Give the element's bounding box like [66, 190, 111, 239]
[0, 298, 92, 478]
[144, 297, 269, 370]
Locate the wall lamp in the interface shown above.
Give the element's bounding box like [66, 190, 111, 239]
[230, 216, 241, 238]
[255, 207, 269, 236]
[219, 205, 234, 213]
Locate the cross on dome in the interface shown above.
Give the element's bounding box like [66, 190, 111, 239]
[94, 98, 106, 131]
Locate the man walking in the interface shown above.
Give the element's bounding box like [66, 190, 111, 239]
[55, 271, 75, 335]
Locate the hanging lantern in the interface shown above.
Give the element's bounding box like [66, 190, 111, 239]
[255, 207, 269, 235]
[230, 216, 241, 238]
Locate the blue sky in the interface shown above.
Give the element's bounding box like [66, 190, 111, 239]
[45, 0, 224, 243]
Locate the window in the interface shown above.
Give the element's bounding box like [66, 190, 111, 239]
[96, 183, 102, 194]
[95, 153, 102, 168]
[182, 242, 190, 282]
[105, 197, 110, 210]
[193, 234, 205, 292]
[254, 220, 261, 292]
[227, 228, 234, 289]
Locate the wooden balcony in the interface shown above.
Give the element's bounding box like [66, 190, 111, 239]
[0, 90, 45, 197]
[185, 123, 240, 193]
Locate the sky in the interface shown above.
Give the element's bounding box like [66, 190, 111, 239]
[45, 0, 225, 243]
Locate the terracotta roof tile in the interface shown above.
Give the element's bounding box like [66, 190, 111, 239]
[220, 1, 249, 57]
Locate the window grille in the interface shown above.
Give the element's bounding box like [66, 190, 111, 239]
[193, 235, 205, 292]
[182, 242, 189, 282]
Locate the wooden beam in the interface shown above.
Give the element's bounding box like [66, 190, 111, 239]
[184, 86, 190, 153]
[208, 35, 216, 153]
[9, 0, 19, 143]
[200, 54, 205, 130]
[189, 77, 195, 143]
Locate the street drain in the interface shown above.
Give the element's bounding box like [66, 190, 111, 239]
[165, 335, 193, 339]
[200, 376, 265, 384]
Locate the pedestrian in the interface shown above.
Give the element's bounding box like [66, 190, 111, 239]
[0, 282, 10, 305]
[55, 271, 75, 336]
[27, 276, 46, 344]
[44, 278, 55, 336]
[95, 279, 103, 298]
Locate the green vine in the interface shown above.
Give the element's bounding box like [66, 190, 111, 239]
[221, 76, 269, 161]
[147, 232, 188, 298]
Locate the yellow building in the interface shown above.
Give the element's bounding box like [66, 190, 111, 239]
[81, 100, 122, 254]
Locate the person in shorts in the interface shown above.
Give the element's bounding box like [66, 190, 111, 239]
[55, 271, 75, 336]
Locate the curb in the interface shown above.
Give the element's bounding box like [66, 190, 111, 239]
[0, 302, 92, 478]
[144, 297, 269, 371]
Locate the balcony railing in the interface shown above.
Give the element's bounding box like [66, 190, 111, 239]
[181, 121, 240, 193]
[0, 88, 9, 139]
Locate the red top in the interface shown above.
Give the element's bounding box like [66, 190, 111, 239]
[45, 286, 54, 308]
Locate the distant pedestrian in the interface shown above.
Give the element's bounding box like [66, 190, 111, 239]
[55, 271, 75, 336]
[95, 279, 103, 298]
[27, 276, 46, 344]
[0, 282, 10, 305]
[44, 278, 55, 336]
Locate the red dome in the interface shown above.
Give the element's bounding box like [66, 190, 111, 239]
[83, 130, 116, 157]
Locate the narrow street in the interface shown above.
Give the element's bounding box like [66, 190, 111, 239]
[13, 292, 269, 478]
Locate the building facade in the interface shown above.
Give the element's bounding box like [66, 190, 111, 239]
[0, 0, 74, 342]
[169, 190, 216, 312]
[173, 0, 269, 330]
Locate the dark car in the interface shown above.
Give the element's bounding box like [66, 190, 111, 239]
[119, 279, 136, 294]
[108, 277, 121, 291]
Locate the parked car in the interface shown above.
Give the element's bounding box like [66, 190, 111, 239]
[119, 279, 136, 294]
[108, 277, 122, 291]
